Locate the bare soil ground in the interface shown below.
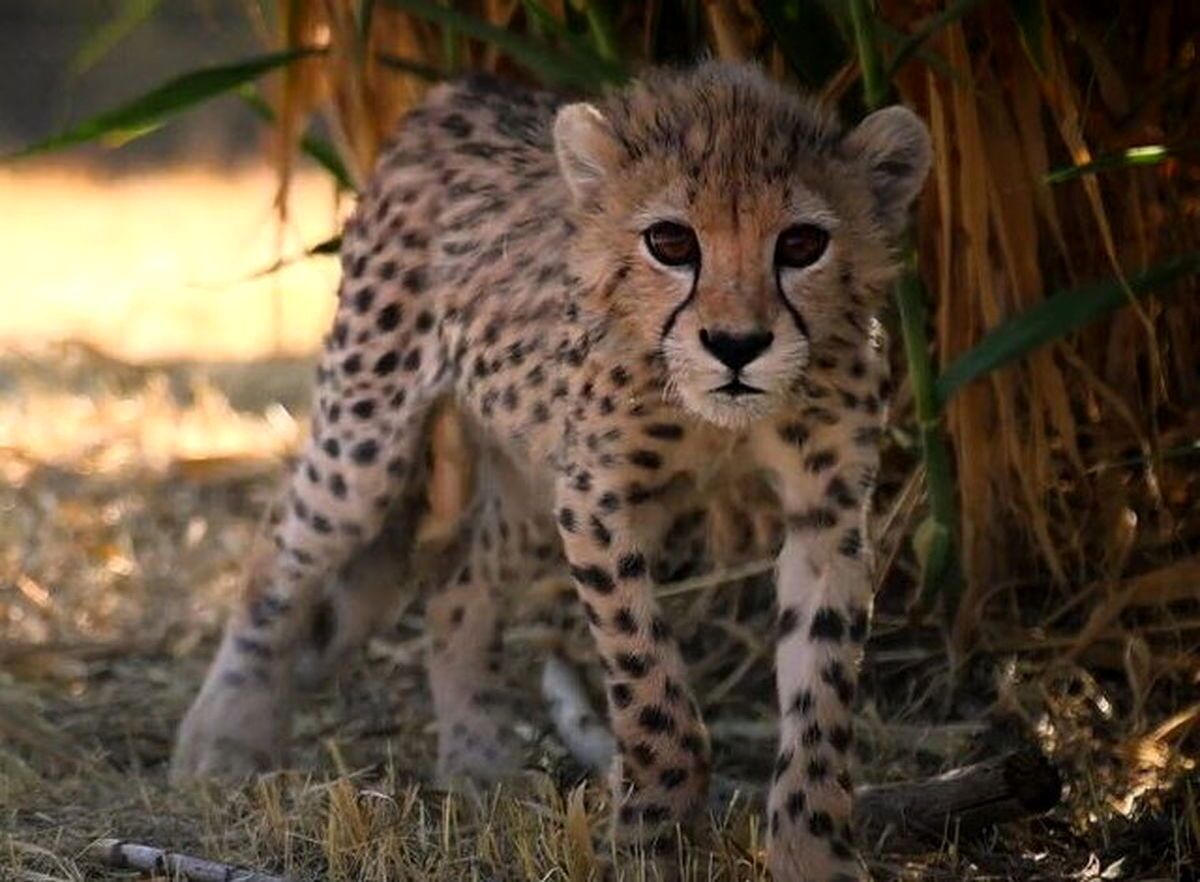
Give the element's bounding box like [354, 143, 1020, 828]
[1, 166, 1197, 882]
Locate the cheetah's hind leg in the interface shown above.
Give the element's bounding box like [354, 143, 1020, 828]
[293, 495, 468, 691]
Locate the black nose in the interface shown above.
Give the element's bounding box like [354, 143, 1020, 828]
[698, 328, 774, 370]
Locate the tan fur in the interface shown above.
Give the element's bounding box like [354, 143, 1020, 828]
[172, 62, 930, 882]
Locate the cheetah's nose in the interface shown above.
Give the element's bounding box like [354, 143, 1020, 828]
[698, 328, 774, 371]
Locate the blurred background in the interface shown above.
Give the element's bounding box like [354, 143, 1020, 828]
[1, 2, 1198, 881]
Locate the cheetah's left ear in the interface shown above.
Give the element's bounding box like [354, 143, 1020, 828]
[554, 103, 620, 205]
[844, 105, 932, 235]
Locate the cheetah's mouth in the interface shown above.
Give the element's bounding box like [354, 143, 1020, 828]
[712, 378, 765, 398]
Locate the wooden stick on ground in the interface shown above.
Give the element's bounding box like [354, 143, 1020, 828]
[88, 838, 292, 882]
[707, 748, 1061, 846]
[854, 748, 1062, 844]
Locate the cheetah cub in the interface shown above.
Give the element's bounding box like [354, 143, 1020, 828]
[173, 62, 930, 882]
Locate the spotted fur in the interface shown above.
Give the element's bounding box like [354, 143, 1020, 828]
[172, 62, 931, 882]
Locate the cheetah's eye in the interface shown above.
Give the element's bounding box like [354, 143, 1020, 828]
[644, 222, 700, 268]
[775, 224, 830, 269]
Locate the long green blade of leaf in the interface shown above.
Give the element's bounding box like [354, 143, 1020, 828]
[1010, 0, 1049, 75]
[381, 0, 620, 89]
[885, 0, 987, 78]
[374, 53, 447, 81]
[849, 0, 889, 108]
[237, 88, 357, 192]
[755, 0, 848, 90]
[72, 0, 163, 75]
[578, 0, 620, 64]
[935, 253, 1200, 406]
[522, 0, 627, 79]
[242, 234, 343, 282]
[7, 48, 321, 160]
[1045, 141, 1198, 184]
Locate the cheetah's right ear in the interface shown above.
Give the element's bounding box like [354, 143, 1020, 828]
[554, 103, 620, 205]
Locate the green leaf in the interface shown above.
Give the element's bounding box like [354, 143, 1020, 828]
[755, 0, 848, 90]
[243, 235, 342, 281]
[576, 0, 620, 64]
[7, 48, 321, 161]
[308, 235, 342, 256]
[873, 19, 963, 86]
[1045, 141, 1198, 184]
[374, 53, 447, 81]
[1010, 0, 1049, 75]
[380, 0, 621, 89]
[935, 253, 1200, 406]
[912, 516, 952, 603]
[72, 0, 163, 75]
[522, 0, 625, 76]
[237, 89, 357, 193]
[885, 0, 987, 78]
[848, 0, 889, 109]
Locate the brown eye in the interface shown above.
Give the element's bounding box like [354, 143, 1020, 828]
[775, 224, 829, 268]
[644, 221, 700, 267]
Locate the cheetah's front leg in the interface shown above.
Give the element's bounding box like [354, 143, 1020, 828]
[554, 467, 711, 849]
[755, 418, 878, 882]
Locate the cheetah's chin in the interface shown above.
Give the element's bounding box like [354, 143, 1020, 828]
[677, 386, 781, 430]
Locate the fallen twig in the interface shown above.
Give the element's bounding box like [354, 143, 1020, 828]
[87, 838, 292, 882]
[854, 748, 1062, 846]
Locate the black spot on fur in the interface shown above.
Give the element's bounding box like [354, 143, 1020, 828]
[659, 767, 687, 788]
[611, 683, 633, 708]
[786, 789, 806, 820]
[790, 689, 814, 716]
[570, 564, 615, 594]
[373, 351, 398, 375]
[617, 552, 647, 580]
[637, 705, 675, 734]
[376, 303, 401, 331]
[350, 439, 379, 465]
[615, 652, 651, 677]
[778, 606, 799, 637]
[804, 449, 838, 472]
[644, 422, 684, 440]
[629, 449, 662, 470]
[557, 507, 577, 532]
[808, 811, 834, 837]
[788, 506, 839, 531]
[809, 607, 846, 642]
[778, 422, 809, 446]
[613, 607, 638, 634]
[848, 605, 869, 642]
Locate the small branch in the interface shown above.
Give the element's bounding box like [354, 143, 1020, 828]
[654, 558, 774, 598]
[709, 750, 1061, 848]
[87, 839, 292, 882]
[854, 749, 1062, 845]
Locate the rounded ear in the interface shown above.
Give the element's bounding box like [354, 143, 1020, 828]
[844, 105, 932, 234]
[553, 102, 620, 205]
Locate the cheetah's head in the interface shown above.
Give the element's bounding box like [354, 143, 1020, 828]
[553, 63, 931, 429]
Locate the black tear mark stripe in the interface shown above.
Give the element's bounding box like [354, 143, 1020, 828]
[658, 260, 701, 342]
[774, 266, 811, 340]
